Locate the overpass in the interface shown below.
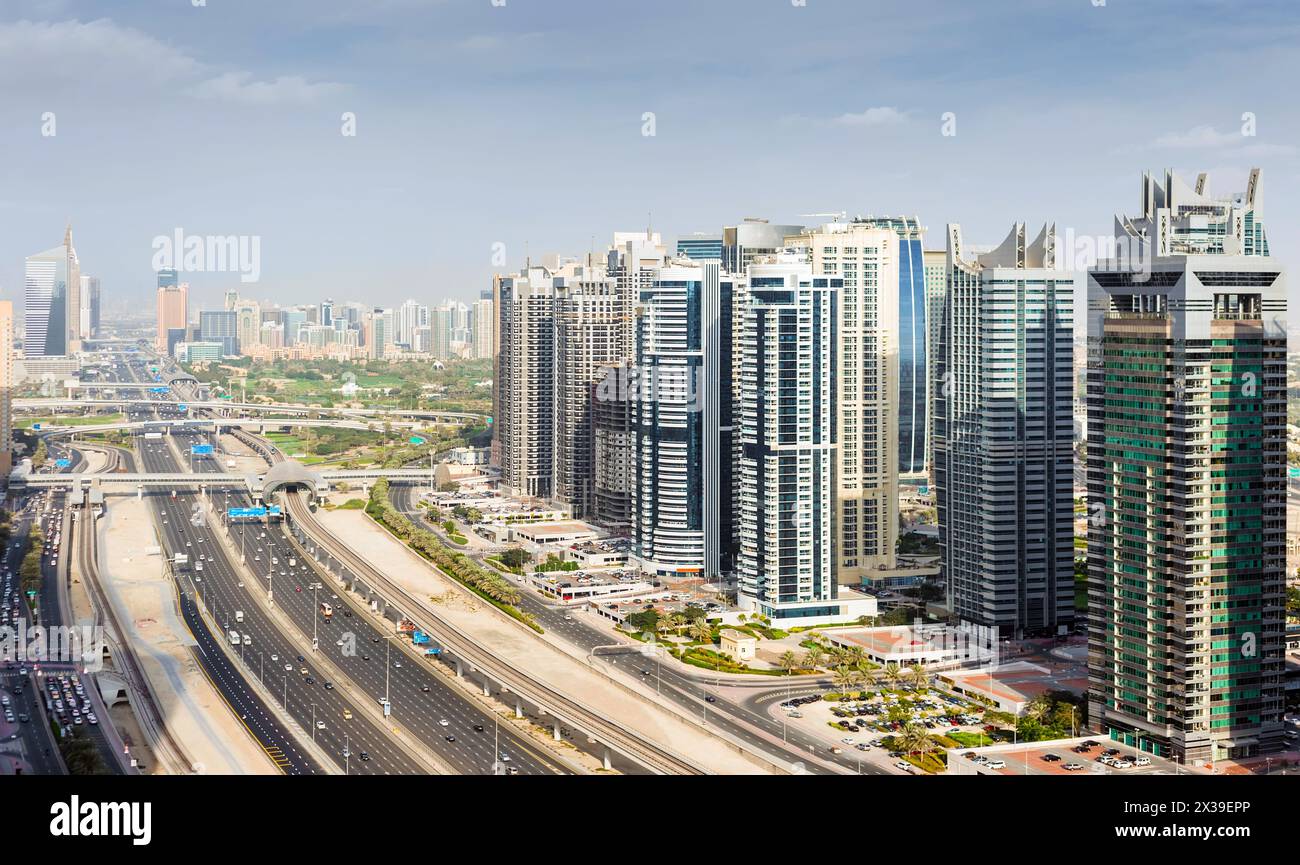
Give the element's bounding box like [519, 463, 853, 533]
[32, 417, 428, 437]
[9, 460, 435, 499]
[17, 397, 488, 425]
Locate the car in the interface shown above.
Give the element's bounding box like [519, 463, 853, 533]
[1113, 760, 1132, 769]
[840, 738, 855, 745]
[323, 682, 334, 690]
[894, 761, 910, 770]
[444, 735, 456, 743]
[1134, 756, 1151, 767]
[316, 720, 326, 730]
[343, 709, 353, 720]
[297, 655, 306, 663]
[985, 760, 1006, 769]
[359, 752, 370, 762]
[962, 751, 979, 760]
[1042, 753, 1061, 763]
[439, 719, 449, 726]
[284, 663, 293, 672]
[498, 752, 511, 762]
[472, 724, 484, 732]
[1063, 762, 1085, 771]
[704, 695, 716, 703]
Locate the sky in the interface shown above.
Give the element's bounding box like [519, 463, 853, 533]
[1, 0, 1298, 316]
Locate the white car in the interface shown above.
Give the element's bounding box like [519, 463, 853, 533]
[1133, 756, 1151, 767]
[439, 719, 449, 727]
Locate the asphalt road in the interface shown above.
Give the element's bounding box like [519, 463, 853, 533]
[139, 417, 572, 775]
[393, 486, 887, 775]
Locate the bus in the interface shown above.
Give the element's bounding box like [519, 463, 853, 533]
[320, 602, 333, 621]
[228, 630, 241, 646]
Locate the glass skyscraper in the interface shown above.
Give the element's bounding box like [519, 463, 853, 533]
[853, 216, 928, 477]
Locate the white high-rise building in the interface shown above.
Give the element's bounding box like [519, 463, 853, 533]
[472, 297, 494, 359]
[736, 255, 854, 624]
[495, 267, 558, 498]
[934, 222, 1075, 638]
[802, 223, 901, 582]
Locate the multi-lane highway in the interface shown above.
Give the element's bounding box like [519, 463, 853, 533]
[125, 377, 572, 774]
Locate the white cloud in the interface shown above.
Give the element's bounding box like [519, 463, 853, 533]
[832, 106, 908, 127]
[192, 72, 347, 106]
[1151, 124, 1295, 156]
[0, 17, 345, 107]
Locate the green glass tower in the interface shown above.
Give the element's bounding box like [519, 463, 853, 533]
[1086, 169, 1287, 762]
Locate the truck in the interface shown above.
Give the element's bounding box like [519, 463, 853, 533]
[195, 561, 204, 572]
[289, 557, 297, 568]
[226, 459, 237, 469]
[228, 630, 241, 646]
[144, 432, 163, 440]
[319, 602, 333, 621]
[174, 553, 189, 566]
[235, 610, 244, 623]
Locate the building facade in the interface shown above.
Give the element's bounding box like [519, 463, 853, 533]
[805, 224, 901, 581]
[1086, 169, 1287, 762]
[552, 268, 622, 519]
[933, 223, 1075, 638]
[495, 268, 557, 499]
[736, 256, 839, 621]
[156, 282, 189, 352]
[0, 300, 13, 474]
[631, 260, 731, 579]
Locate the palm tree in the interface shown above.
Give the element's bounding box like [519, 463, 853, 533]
[908, 662, 928, 691]
[883, 662, 904, 691]
[670, 613, 689, 636]
[689, 619, 713, 644]
[656, 617, 676, 640]
[777, 650, 801, 675]
[831, 665, 856, 693]
[802, 645, 826, 670]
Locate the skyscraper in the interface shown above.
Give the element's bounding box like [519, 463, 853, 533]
[553, 266, 622, 520]
[24, 243, 68, 358]
[1086, 169, 1286, 762]
[933, 222, 1075, 638]
[631, 260, 732, 578]
[199, 310, 239, 356]
[234, 299, 262, 353]
[722, 219, 805, 274]
[675, 233, 723, 262]
[495, 268, 557, 498]
[850, 216, 928, 478]
[735, 255, 840, 622]
[156, 281, 189, 352]
[0, 300, 13, 475]
[63, 225, 82, 353]
[593, 360, 636, 531]
[472, 297, 494, 359]
[804, 223, 901, 582]
[81, 275, 101, 338]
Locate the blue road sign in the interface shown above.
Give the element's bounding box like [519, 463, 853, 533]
[191, 444, 214, 455]
[228, 507, 267, 518]
[54, 458, 72, 468]
[149, 387, 168, 394]
[268, 505, 282, 516]
[178, 404, 188, 411]
[32, 423, 41, 431]
[409, 436, 426, 445]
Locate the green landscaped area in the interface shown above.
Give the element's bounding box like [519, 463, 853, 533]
[187, 356, 493, 414]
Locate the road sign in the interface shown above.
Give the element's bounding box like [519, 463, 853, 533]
[228, 507, 268, 518]
[149, 387, 168, 394]
[178, 404, 188, 411]
[32, 423, 41, 431]
[54, 458, 72, 468]
[1290, 467, 1300, 480]
[409, 436, 426, 445]
[191, 444, 214, 455]
[268, 505, 282, 517]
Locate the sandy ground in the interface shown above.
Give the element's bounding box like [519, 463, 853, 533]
[98, 494, 277, 775]
[320, 508, 775, 775]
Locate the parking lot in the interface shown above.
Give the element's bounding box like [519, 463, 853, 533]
[947, 736, 1189, 776]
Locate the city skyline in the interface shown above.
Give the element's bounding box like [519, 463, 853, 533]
[2, 0, 1298, 312]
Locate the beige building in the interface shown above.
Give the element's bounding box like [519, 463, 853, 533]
[719, 630, 756, 662]
[234, 299, 262, 354]
[801, 225, 901, 581]
[0, 300, 13, 475]
[156, 282, 188, 352]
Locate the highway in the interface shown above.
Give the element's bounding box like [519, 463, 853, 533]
[392, 486, 884, 775]
[127, 384, 572, 774]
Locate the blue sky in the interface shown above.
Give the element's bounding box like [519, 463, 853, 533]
[1, 0, 1297, 314]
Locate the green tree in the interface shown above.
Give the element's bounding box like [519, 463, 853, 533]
[777, 650, 801, 675]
